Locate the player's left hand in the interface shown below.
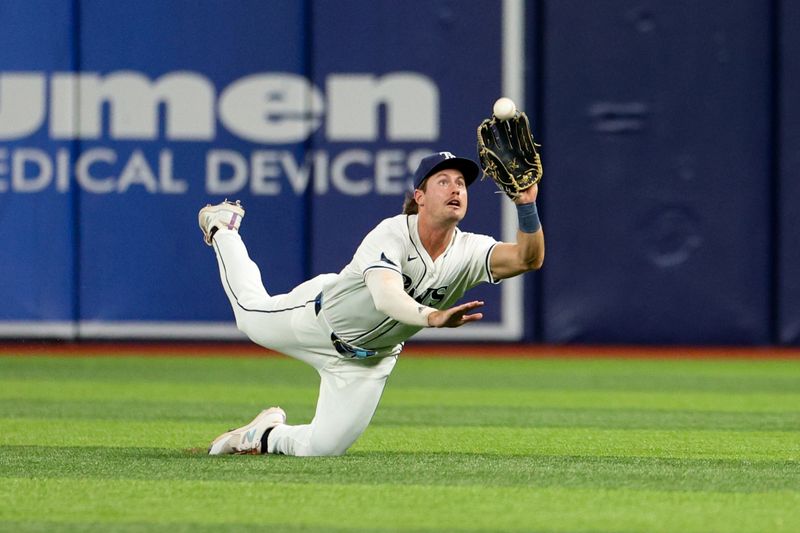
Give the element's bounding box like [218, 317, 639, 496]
[427, 301, 484, 328]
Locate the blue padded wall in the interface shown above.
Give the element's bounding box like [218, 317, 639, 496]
[779, 0, 800, 344]
[3, 0, 796, 344]
[76, 0, 309, 327]
[541, 1, 772, 344]
[0, 1, 77, 333]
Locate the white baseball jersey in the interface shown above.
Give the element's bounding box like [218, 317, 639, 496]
[318, 214, 500, 350]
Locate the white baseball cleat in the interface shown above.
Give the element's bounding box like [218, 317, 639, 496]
[208, 407, 286, 455]
[198, 199, 245, 246]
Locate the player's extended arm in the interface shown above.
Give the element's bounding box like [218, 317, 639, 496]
[489, 184, 545, 281]
[364, 269, 484, 328]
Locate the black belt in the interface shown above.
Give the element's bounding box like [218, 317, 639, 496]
[314, 292, 377, 359]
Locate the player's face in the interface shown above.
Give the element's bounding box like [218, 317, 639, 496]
[417, 169, 468, 224]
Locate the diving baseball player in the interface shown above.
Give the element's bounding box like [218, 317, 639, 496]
[200, 150, 544, 457]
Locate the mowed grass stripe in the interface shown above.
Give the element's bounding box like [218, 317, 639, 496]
[2, 399, 799, 431]
[374, 405, 800, 431]
[0, 399, 317, 424]
[0, 380, 316, 405]
[3, 446, 799, 493]
[1, 477, 798, 533]
[357, 426, 800, 460]
[3, 379, 799, 413]
[0, 356, 312, 385]
[389, 357, 800, 393]
[3, 355, 800, 391]
[0, 523, 364, 533]
[1, 417, 798, 460]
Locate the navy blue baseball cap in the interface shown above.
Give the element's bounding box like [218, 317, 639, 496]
[413, 152, 480, 189]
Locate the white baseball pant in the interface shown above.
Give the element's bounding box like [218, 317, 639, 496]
[212, 229, 398, 456]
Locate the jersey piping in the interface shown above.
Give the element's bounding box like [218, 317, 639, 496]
[216, 241, 315, 314]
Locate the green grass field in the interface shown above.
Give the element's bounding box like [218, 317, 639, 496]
[1, 348, 799, 532]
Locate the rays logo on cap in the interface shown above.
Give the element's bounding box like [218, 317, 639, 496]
[412, 151, 480, 189]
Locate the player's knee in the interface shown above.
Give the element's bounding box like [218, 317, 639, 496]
[310, 447, 347, 457]
[233, 314, 252, 336]
[308, 438, 350, 457]
[233, 313, 262, 344]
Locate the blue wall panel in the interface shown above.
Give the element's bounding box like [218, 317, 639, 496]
[0, 1, 77, 332]
[76, 0, 309, 328]
[779, 0, 800, 344]
[541, 0, 771, 344]
[2, 0, 794, 344]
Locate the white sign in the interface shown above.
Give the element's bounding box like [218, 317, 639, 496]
[0, 71, 439, 142]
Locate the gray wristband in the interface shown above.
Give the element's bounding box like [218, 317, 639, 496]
[516, 202, 541, 233]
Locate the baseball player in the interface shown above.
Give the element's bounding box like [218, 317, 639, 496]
[199, 151, 544, 457]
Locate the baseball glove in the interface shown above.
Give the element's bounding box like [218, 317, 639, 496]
[476, 112, 542, 200]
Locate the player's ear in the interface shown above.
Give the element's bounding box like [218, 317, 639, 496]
[414, 188, 424, 206]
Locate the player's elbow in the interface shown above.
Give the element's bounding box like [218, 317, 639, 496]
[518, 250, 544, 272]
[527, 252, 544, 271]
[519, 232, 544, 271]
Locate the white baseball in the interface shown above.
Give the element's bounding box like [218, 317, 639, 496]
[493, 97, 517, 120]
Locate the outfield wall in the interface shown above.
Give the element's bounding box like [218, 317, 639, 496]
[0, 0, 795, 345]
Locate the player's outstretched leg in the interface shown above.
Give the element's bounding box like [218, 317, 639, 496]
[198, 199, 245, 246]
[208, 407, 287, 455]
[199, 199, 290, 349]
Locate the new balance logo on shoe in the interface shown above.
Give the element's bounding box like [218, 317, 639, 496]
[208, 407, 286, 456]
